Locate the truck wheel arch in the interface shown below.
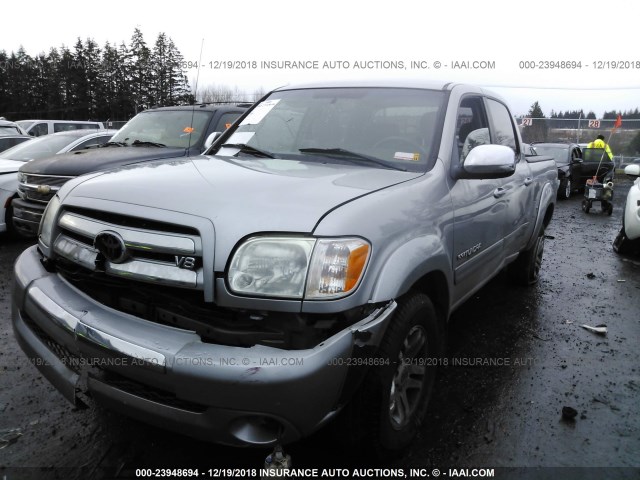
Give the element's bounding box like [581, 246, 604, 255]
[370, 239, 451, 329]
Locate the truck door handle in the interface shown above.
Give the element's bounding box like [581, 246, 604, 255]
[493, 187, 506, 198]
[524, 177, 533, 186]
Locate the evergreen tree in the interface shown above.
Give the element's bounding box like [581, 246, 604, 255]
[151, 33, 169, 106]
[57, 46, 75, 118]
[0, 50, 11, 115]
[129, 28, 152, 112]
[165, 37, 192, 104]
[83, 38, 102, 119]
[522, 101, 548, 143]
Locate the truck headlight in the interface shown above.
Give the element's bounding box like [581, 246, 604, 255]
[228, 237, 315, 298]
[39, 195, 61, 247]
[228, 236, 370, 300]
[305, 239, 370, 299]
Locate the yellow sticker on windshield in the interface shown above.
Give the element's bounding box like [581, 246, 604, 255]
[183, 127, 195, 134]
[394, 152, 420, 161]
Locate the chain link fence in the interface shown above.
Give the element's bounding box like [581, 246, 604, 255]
[516, 117, 640, 167]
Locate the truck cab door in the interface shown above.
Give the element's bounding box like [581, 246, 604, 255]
[485, 98, 534, 258]
[450, 96, 505, 294]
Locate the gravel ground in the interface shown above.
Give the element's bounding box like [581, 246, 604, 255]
[0, 180, 638, 480]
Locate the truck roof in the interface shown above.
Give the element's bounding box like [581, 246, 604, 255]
[147, 104, 252, 112]
[273, 80, 506, 103]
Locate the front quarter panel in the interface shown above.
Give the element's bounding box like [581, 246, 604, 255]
[307, 162, 453, 313]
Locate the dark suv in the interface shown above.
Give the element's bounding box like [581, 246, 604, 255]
[13, 104, 248, 237]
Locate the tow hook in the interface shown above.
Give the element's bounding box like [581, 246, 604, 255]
[262, 444, 292, 478]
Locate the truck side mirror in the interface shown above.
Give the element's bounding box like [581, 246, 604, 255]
[204, 132, 222, 151]
[455, 144, 516, 179]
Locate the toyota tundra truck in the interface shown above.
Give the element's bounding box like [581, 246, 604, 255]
[12, 81, 558, 454]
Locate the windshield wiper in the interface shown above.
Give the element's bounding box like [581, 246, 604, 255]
[222, 143, 275, 159]
[298, 148, 407, 171]
[131, 139, 167, 147]
[102, 141, 128, 147]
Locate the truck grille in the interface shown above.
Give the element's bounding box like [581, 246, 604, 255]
[19, 174, 74, 203]
[52, 208, 204, 290]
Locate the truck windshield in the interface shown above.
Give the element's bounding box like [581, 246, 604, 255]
[217, 87, 446, 171]
[110, 110, 211, 149]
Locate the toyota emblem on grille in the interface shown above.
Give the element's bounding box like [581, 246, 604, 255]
[94, 231, 128, 264]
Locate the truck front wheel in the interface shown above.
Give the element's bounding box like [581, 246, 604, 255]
[509, 227, 545, 286]
[343, 293, 441, 454]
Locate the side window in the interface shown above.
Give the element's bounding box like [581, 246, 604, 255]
[54, 123, 84, 133]
[31, 123, 48, 137]
[456, 96, 490, 162]
[214, 112, 242, 132]
[486, 99, 517, 151]
[75, 123, 100, 130]
[71, 136, 110, 151]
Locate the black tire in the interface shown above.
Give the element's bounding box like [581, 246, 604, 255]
[559, 178, 571, 200]
[509, 226, 546, 286]
[582, 200, 590, 214]
[4, 204, 19, 239]
[342, 293, 441, 455]
[613, 226, 631, 254]
[613, 220, 639, 255]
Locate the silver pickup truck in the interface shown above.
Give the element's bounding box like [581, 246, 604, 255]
[12, 81, 558, 454]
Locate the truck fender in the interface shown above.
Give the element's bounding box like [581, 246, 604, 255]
[526, 181, 555, 250]
[369, 235, 452, 304]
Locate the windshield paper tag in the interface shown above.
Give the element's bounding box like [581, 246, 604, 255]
[394, 151, 420, 161]
[241, 99, 281, 126]
[227, 132, 255, 144]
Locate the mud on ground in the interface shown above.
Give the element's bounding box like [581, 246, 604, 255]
[0, 181, 638, 480]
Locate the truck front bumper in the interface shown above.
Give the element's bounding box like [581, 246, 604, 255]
[12, 245, 395, 446]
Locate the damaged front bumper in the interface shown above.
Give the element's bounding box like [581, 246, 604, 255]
[12, 245, 396, 446]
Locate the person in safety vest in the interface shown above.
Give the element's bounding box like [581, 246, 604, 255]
[587, 134, 613, 160]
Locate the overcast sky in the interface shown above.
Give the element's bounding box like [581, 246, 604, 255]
[2, 0, 639, 117]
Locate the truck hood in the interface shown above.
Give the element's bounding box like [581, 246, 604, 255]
[65, 155, 422, 234]
[0, 158, 25, 174]
[19, 146, 187, 176]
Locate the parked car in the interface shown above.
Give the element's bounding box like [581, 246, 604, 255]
[16, 119, 105, 137]
[0, 117, 29, 136]
[613, 164, 640, 254]
[531, 143, 583, 199]
[12, 81, 558, 455]
[13, 104, 247, 237]
[0, 135, 32, 153]
[0, 130, 116, 236]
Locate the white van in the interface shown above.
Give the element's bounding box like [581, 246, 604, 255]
[16, 119, 105, 137]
